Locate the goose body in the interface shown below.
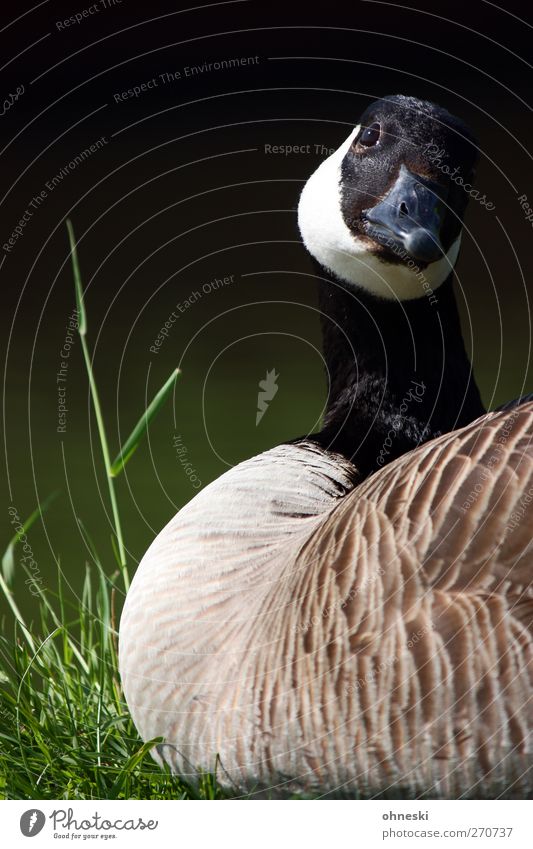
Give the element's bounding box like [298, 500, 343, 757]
[121, 407, 532, 796]
[119, 96, 532, 797]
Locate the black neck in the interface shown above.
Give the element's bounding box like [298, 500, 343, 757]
[308, 261, 485, 476]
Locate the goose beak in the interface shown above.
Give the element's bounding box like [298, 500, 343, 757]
[363, 164, 446, 264]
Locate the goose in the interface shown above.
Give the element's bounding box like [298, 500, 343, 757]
[119, 95, 533, 798]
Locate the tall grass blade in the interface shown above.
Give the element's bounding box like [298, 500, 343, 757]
[66, 218, 87, 336]
[66, 220, 128, 585]
[110, 368, 180, 477]
[0, 573, 35, 653]
[2, 493, 58, 586]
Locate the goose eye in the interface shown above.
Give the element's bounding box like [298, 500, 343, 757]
[359, 122, 381, 147]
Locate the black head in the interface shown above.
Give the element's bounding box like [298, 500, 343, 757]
[299, 94, 479, 301]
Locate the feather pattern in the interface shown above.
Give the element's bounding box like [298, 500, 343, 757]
[119, 405, 533, 797]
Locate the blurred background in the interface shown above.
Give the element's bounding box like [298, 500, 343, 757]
[1, 0, 532, 619]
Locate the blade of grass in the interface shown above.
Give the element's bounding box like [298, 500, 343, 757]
[108, 737, 164, 798]
[66, 219, 87, 337]
[2, 493, 58, 586]
[18, 558, 90, 675]
[66, 220, 129, 590]
[110, 368, 180, 477]
[0, 573, 35, 653]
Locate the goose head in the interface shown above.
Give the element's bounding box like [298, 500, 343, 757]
[298, 94, 478, 301]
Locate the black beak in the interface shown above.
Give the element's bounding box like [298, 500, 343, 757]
[363, 164, 446, 263]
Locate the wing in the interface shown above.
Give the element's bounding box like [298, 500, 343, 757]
[287, 403, 533, 795]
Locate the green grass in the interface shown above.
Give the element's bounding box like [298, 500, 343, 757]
[0, 223, 227, 800]
[0, 564, 229, 800]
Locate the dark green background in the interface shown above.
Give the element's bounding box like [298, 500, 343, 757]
[2, 0, 532, 619]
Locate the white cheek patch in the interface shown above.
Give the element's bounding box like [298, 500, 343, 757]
[297, 128, 461, 302]
[298, 126, 361, 282]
